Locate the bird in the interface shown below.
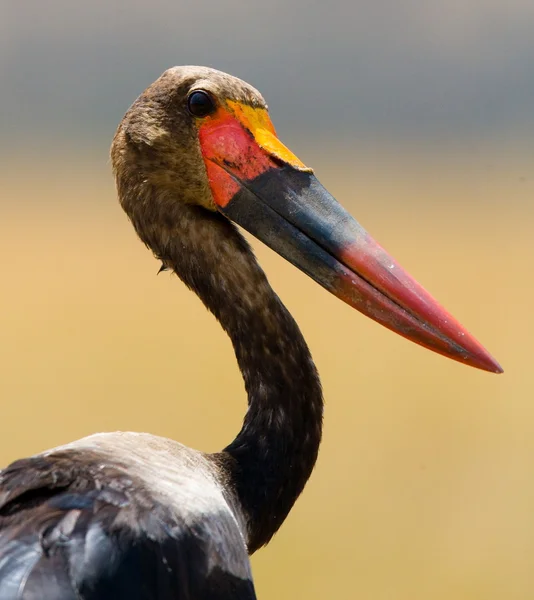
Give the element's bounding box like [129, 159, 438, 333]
[0, 66, 502, 599]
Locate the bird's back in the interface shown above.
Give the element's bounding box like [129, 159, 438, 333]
[0, 432, 255, 599]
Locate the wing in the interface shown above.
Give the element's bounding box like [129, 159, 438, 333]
[0, 451, 256, 600]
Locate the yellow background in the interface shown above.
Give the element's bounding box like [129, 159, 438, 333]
[2, 142, 532, 599]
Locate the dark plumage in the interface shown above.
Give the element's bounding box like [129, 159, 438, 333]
[0, 448, 256, 599]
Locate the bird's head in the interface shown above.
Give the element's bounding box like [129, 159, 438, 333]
[111, 65, 502, 374]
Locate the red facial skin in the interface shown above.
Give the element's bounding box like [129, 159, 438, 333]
[199, 110, 278, 208]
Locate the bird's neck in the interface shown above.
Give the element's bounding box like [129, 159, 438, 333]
[125, 197, 324, 554]
[220, 271, 323, 554]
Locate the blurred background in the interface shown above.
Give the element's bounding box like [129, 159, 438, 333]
[1, 1, 533, 598]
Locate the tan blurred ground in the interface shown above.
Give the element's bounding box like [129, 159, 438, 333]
[1, 145, 533, 599]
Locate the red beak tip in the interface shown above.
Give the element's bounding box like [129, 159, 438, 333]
[473, 355, 504, 374]
[493, 363, 504, 375]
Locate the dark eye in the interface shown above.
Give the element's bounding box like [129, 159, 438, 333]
[187, 90, 216, 117]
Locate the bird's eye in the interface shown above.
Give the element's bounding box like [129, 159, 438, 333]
[187, 91, 216, 117]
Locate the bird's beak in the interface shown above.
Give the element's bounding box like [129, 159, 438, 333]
[197, 102, 502, 373]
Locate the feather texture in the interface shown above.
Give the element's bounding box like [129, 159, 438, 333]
[0, 443, 256, 600]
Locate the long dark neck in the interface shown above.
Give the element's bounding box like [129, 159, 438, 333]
[220, 253, 323, 554]
[123, 196, 323, 554]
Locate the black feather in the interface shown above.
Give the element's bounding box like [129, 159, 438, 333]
[0, 452, 256, 600]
